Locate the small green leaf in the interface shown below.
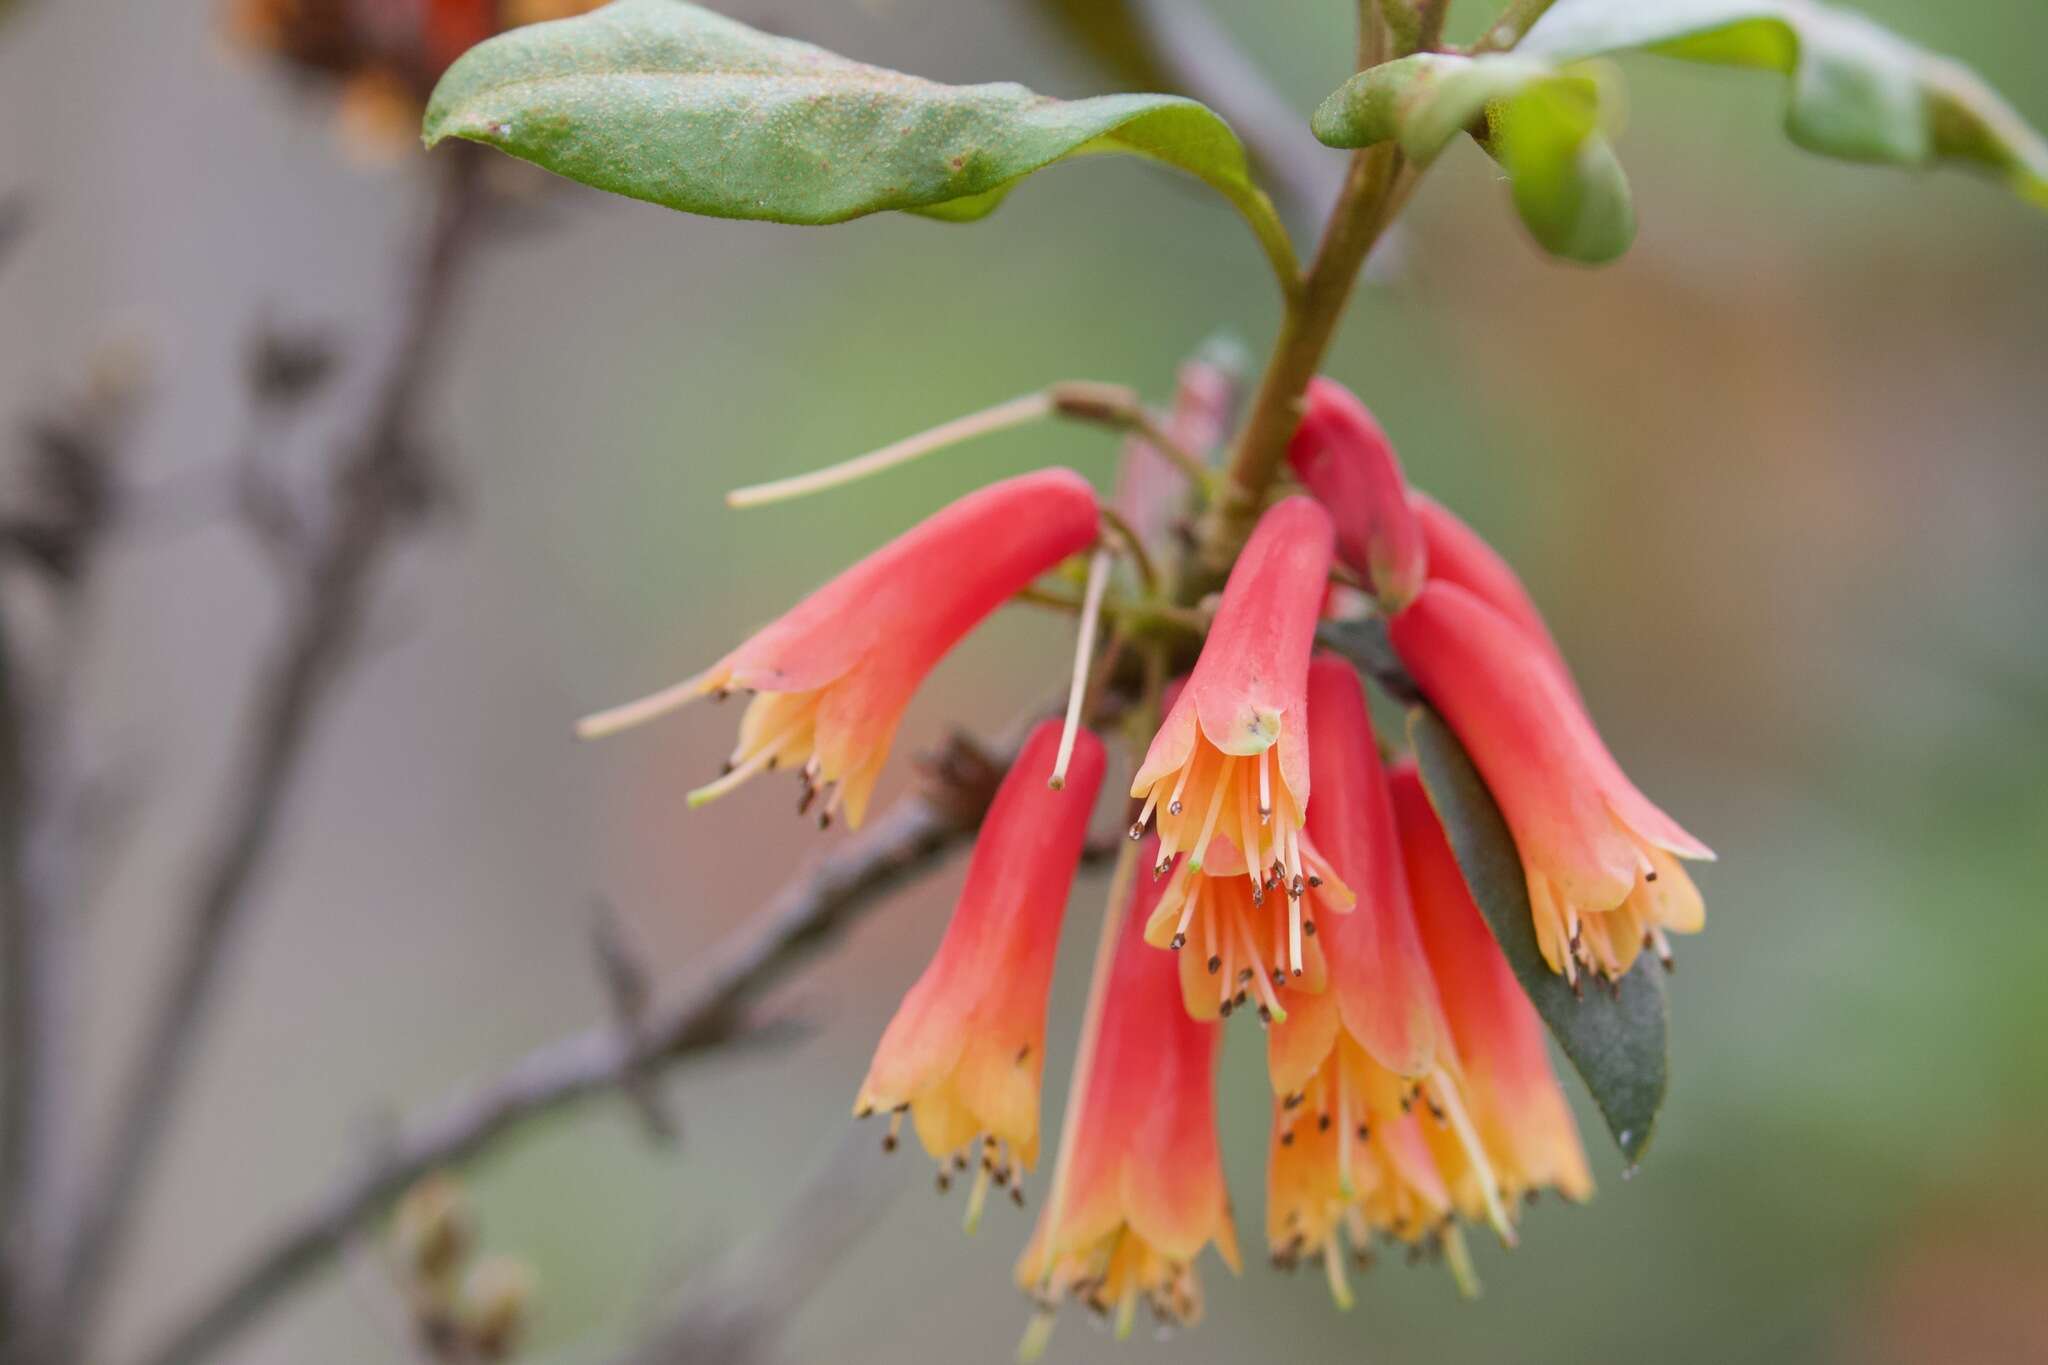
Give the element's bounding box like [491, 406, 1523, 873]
[423, 0, 1296, 283]
[1313, 53, 1635, 263]
[1521, 0, 2048, 207]
[1406, 705, 1669, 1166]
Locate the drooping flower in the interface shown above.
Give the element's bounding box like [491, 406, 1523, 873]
[1388, 581, 1711, 985]
[854, 720, 1106, 1224]
[1018, 839, 1239, 1347]
[1287, 378, 1426, 611]
[1262, 659, 1510, 1301]
[1130, 496, 1337, 983]
[1407, 491, 1568, 678]
[579, 469, 1100, 829]
[1391, 762, 1593, 1207]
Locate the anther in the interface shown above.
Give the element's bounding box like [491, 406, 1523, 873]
[1128, 822, 1146, 841]
[1169, 933, 1186, 950]
[1167, 799, 1183, 816]
[1318, 1113, 1331, 1132]
[1206, 954, 1222, 974]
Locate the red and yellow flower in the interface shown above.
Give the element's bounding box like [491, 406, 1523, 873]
[1263, 658, 1510, 1301]
[1392, 763, 1593, 1207]
[579, 469, 1100, 828]
[1389, 580, 1711, 985]
[855, 720, 1106, 1223]
[1287, 378, 1426, 611]
[1018, 840, 1239, 1345]
[1131, 497, 1343, 994]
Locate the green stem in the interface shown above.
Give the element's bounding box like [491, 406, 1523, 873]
[1206, 5, 1407, 561]
[1473, 0, 1560, 53]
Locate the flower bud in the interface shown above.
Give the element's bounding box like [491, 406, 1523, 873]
[1287, 378, 1426, 611]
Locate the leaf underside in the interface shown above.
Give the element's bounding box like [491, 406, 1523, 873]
[1521, 0, 2048, 205]
[1406, 705, 1669, 1166]
[421, 0, 1292, 258]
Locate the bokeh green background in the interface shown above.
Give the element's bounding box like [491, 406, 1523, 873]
[2, 1, 2044, 1362]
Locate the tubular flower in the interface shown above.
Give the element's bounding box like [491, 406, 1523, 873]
[1018, 840, 1239, 1345]
[1264, 662, 1511, 1300]
[1393, 763, 1594, 1207]
[1287, 378, 1426, 611]
[1407, 491, 1569, 680]
[855, 721, 1106, 1224]
[1130, 497, 1338, 982]
[1388, 582, 1712, 986]
[579, 469, 1100, 829]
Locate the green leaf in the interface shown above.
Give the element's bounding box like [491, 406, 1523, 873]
[1313, 53, 1635, 263]
[1520, 0, 2048, 207]
[1406, 705, 1668, 1166]
[422, 0, 1296, 283]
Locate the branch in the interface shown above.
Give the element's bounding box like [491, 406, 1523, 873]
[612, 1124, 901, 1365]
[1473, 0, 1559, 52]
[128, 765, 999, 1365]
[60, 149, 488, 1341]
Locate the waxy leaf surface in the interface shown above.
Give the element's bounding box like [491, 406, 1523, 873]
[423, 0, 1293, 272]
[1522, 0, 2048, 205]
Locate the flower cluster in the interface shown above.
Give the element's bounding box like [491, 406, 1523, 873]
[225, 0, 602, 151]
[588, 370, 1707, 1347]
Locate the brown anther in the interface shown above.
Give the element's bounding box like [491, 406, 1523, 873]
[1307, 873, 1322, 888]
[1010, 1187, 1025, 1207]
[1016, 1043, 1031, 1063]
[1237, 967, 1254, 985]
[1167, 799, 1183, 816]
[1283, 1092, 1304, 1110]
[719, 760, 735, 776]
[1302, 918, 1317, 936]
[1317, 1113, 1331, 1132]
[1206, 954, 1222, 974]
[936, 1171, 951, 1192]
[1256, 1005, 1272, 1024]
[881, 1133, 898, 1153]
[1355, 1123, 1369, 1141]
[1280, 1130, 1295, 1146]
[1646, 869, 1659, 882]
[1289, 876, 1304, 898]
[1219, 998, 1235, 1018]
[1128, 822, 1146, 840]
[1170, 933, 1186, 950]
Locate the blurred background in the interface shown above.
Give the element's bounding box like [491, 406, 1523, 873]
[2, 1, 2044, 1362]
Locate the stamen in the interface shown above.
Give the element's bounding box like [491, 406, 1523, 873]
[726, 390, 1055, 508]
[1166, 761, 1192, 817]
[1186, 757, 1233, 870]
[1169, 879, 1200, 951]
[1323, 1236, 1355, 1311]
[1429, 1067, 1515, 1247]
[963, 1157, 994, 1234]
[1336, 1064, 1356, 1197]
[575, 672, 711, 740]
[1289, 897, 1304, 977]
[1258, 749, 1272, 823]
[687, 712, 811, 807]
[1234, 915, 1286, 1023]
[1442, 1223, 1482, 1300]
[883, 1110, 904, 1153]
[1051, 550, 1113, 790]
[1129, 789, 1159, 840]
[1017, 1312, 1057, 1363]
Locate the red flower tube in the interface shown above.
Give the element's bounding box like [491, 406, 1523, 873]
[855, 721, 1106, 1216]
[578, 469, 1100, 829]
[1131, 497, 1338, 987]
[1408, 491, 1568, 677]
[1288, 378, 1426, 610]
[1392, 763, 1593, 1207]
[1018, 839, 1239, 1342]
[1389, 581, 1711, 985]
